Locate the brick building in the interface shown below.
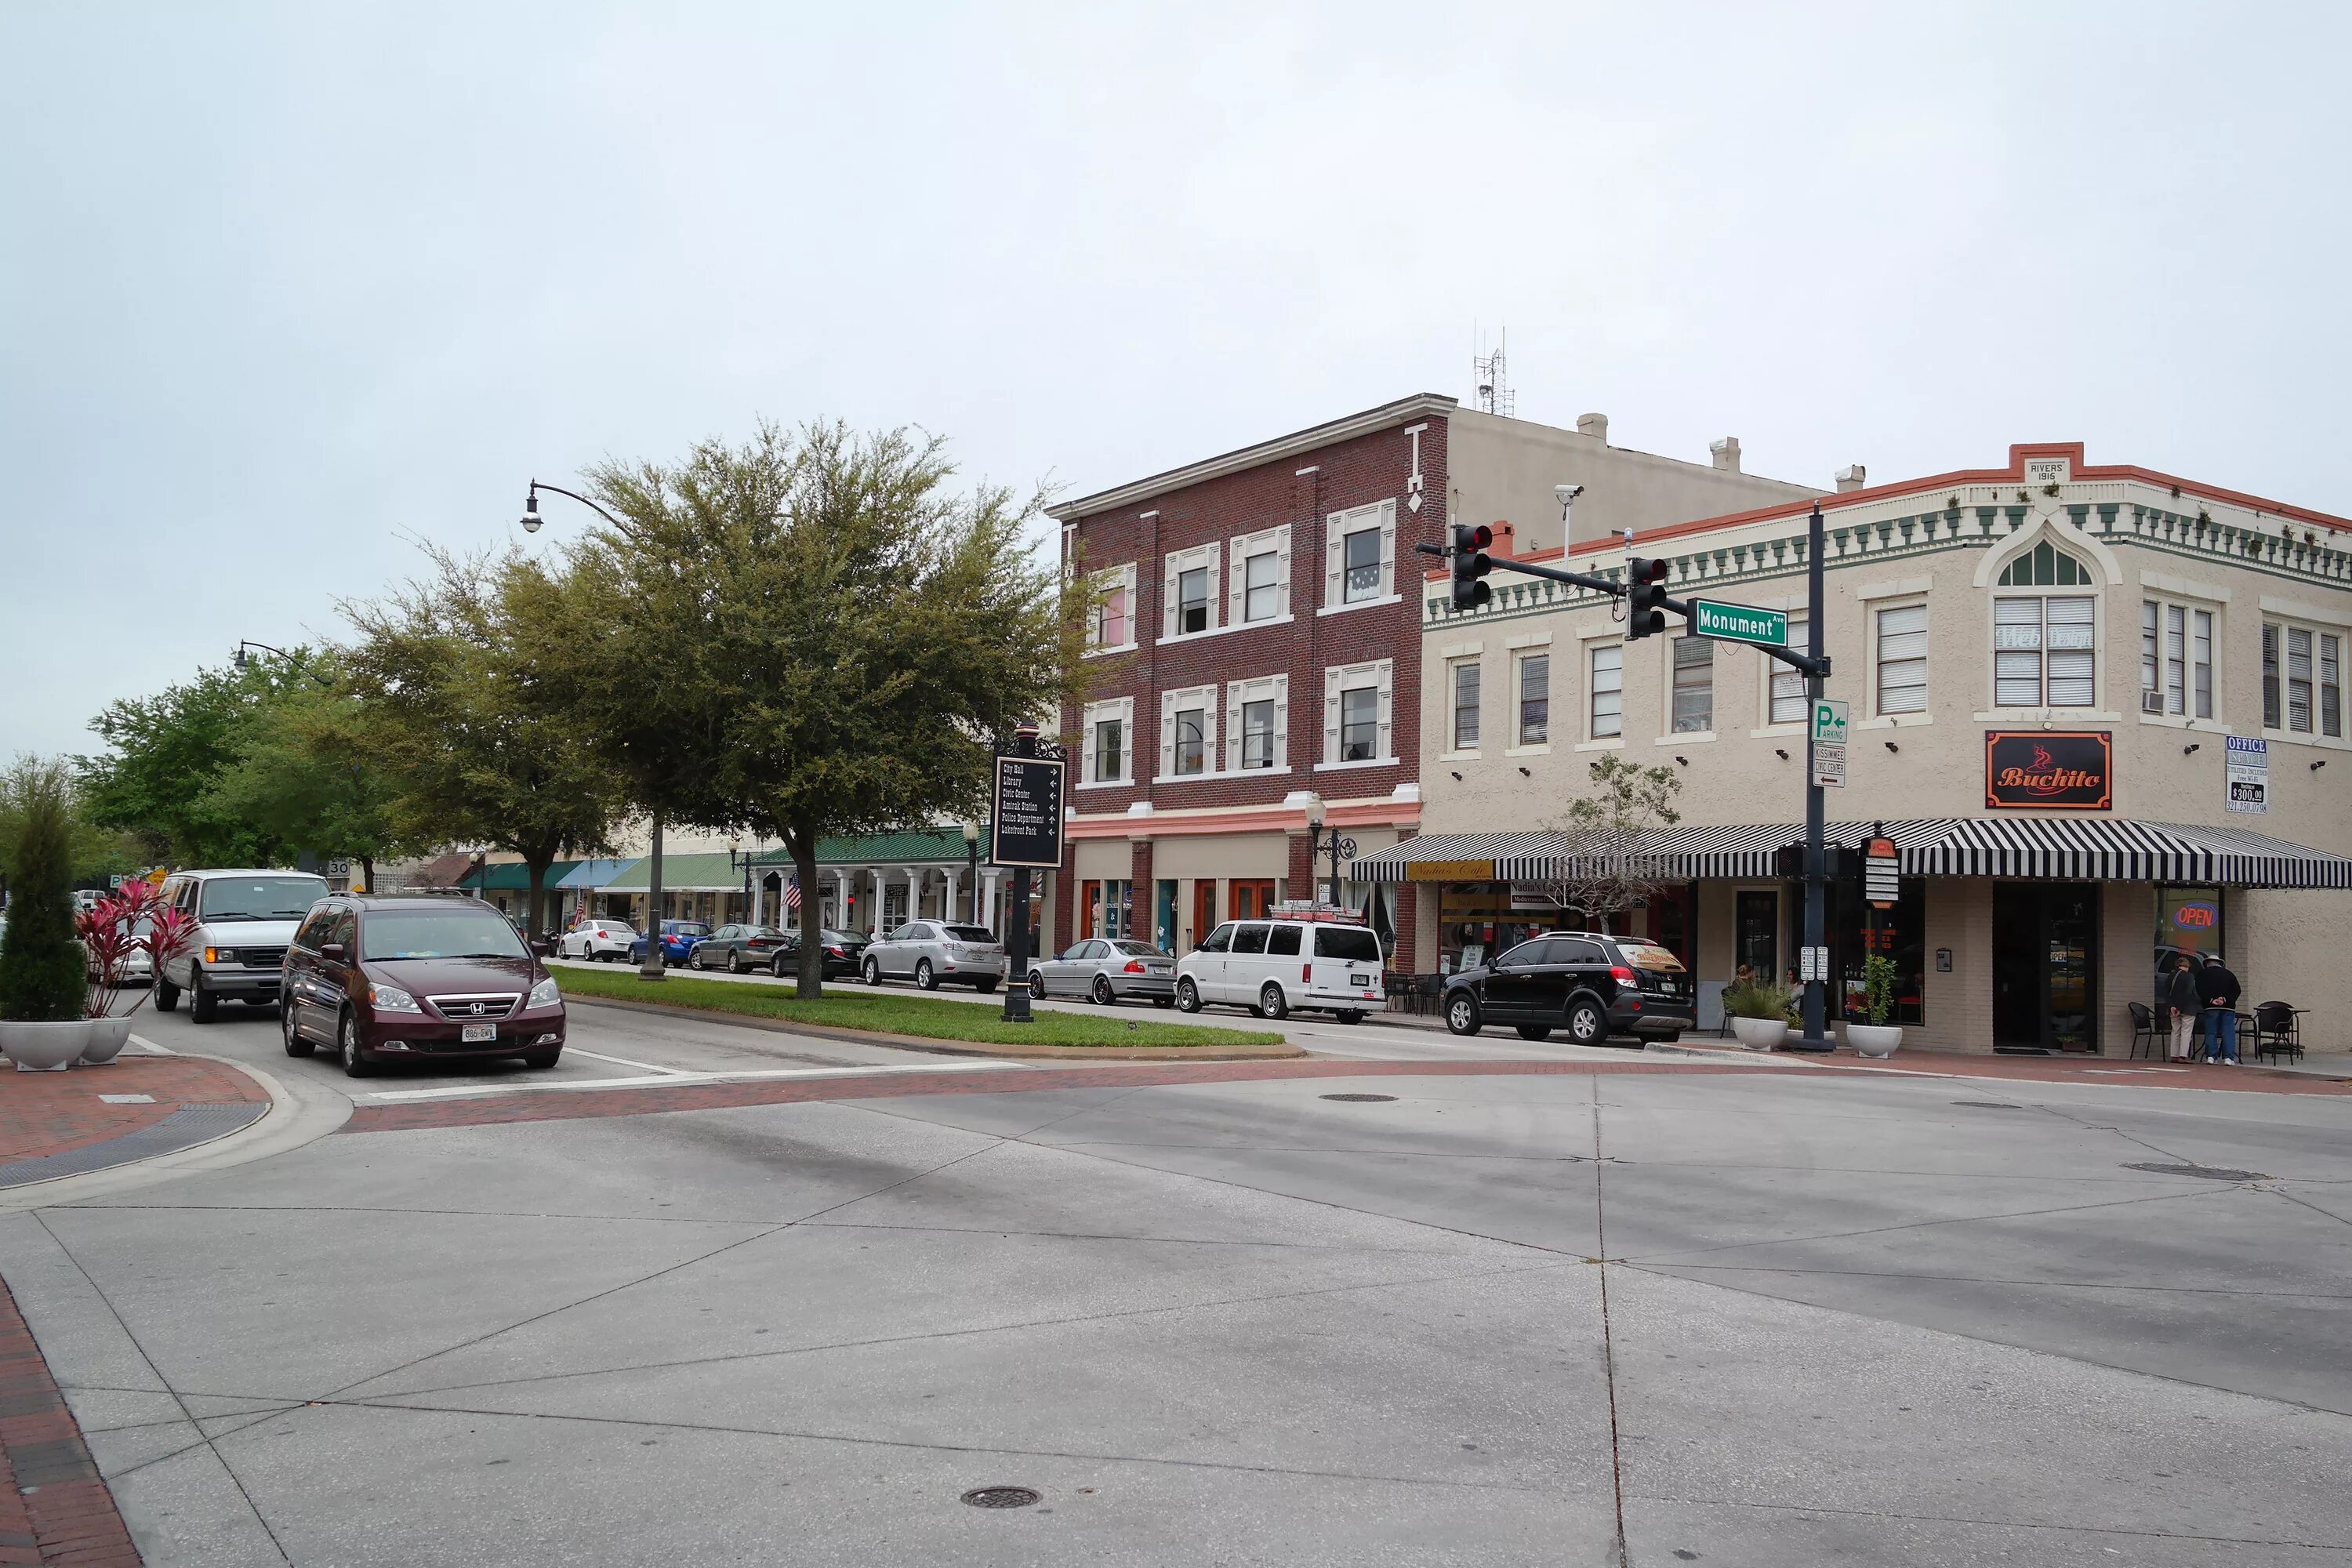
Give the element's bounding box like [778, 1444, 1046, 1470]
[1047, 394, 1817, 965]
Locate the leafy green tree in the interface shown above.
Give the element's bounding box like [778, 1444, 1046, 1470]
[202, 673, 417, 891]
[556, 419, 1084, 996]
[0, 759, 90, 1022]
[343, 545, 626, 937]
[0, 756, 142, 895]
[78, 658, 299, 866]
[1535, 755, 1684, 932]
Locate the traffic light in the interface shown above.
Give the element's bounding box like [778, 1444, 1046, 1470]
[1450, 524, 1493, 612]
[1627, 555, 1670, 639]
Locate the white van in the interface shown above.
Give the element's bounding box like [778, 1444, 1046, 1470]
[1174, 915, 1384, 1023]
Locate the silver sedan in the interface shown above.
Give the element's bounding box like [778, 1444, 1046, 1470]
[1029, 938, 1176, 1007]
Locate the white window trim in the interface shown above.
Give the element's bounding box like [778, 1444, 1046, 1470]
[1226, 673, 1290, 774]
[1761, 612, 1813, 729]
[2137, 596, 2220, 726]
[1077, 696, 1136, 787]
[1323, 499, 1397, 611]
[1513, 648, 1555, 750]
[1586, 640, 1625, 742]
[1870, 598, 1930, 722]
[1322, 658, 1394, 767]
[1157, 683, 1219, 782]
[1084, 562, 1139, 658]
[2262, 616, 2347, 745]
[1162, 543, 1221, 642]
[1155, 612, 1294, 648]
[1665, 633, 1715, 739]
[1229, 524, 1291, 627]
[1313, 757, 1402, 774]
[1446, 655, 1483, 757]
[1988, 590, 2101, 713]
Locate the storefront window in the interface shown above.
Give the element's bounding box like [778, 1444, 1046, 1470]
[1837, 876, 1925, 1026]
[2154, 886, 2223, 975]
[1438, 884, 1548, 976]
[1735, 891, 1777, 981]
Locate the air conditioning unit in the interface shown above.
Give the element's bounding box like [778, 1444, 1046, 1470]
[2141, 689, 2167, 714]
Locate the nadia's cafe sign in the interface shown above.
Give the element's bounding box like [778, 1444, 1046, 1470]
[1984, 731, 2112, 810]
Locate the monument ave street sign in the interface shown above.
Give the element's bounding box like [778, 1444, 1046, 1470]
[1689, 599, 1789, 648]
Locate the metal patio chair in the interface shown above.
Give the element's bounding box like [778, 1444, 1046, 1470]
[2125, 1000, 2160, 1060]
[2251, 1001, 2304, 1065]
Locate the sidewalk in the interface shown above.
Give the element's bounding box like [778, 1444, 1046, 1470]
[0, 1053, 267, 1189]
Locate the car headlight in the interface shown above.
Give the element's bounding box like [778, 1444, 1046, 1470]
[204, 946, 236, 964]
[527, 976, 561, 1009]
[368, 982, 423, 1014]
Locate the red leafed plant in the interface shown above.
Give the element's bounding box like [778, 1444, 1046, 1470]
[75, 879, 194, 1019]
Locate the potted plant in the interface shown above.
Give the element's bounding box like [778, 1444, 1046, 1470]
[76, 879, 193, 1063]
[1721, 979, 1792, 1051]
[0, 765, 93, 1069]
[1848, 954, 1903, 1058]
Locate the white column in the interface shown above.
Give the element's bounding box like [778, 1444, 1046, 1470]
[943, 869, 960, 924]
[982, 870, 1002, 934]
[750, 871, 764, 927]
[869, 869, 885, 935]
[903, 866, 924, 924]
[832, 870, 848, 930]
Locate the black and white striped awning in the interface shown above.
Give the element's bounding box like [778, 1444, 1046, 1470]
[1361, 819, 2352, 889]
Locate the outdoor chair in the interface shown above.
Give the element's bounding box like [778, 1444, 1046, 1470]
[2125, 1000, 2159, 1060]
[2251, 1001, 2304, 1065]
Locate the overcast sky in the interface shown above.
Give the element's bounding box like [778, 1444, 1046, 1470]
[5, 2, 2347, 758]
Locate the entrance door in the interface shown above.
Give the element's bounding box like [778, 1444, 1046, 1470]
[1991, 882, 2102, 1052]
[1232, 879, 1275, 920]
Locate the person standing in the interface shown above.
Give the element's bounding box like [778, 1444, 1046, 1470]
[2201, 954, 2243, 1065]
[2165, 953, 2202, 1063]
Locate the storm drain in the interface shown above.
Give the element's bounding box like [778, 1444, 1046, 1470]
[0, 1103, 265, 1189]
[1951, 1101, 2024, 1110]
[1319, 1093, 1398, 1103]
[961, 1487, 1041, 1509]
[2124, 1161, 2270, 1182]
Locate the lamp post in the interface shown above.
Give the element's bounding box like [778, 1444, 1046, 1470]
[233, 641, 335, 688]
[521, 479, 670, 982]
[728, 839, 760, 926]
[960, 820, 980, 924]
[1301, 794, 1356, 910]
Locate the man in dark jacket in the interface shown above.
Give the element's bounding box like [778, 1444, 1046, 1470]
[2164, 954, 2202, 1062]
[2201, 956, 2243, 1065]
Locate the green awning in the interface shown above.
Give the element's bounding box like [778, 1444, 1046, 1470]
[460, 860, 582, 893]
[752, 828, 992, 867]
[600, 852, 746, 893]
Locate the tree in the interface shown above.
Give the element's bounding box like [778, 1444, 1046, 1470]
[78, 658, 299, 866]
[1533, 756, 1684, 933]
[343, 546, 627, 938]
[0, 759, 89, 1022]
[554, 419, 1085, 996]
[0, 756, 141, 897]
[201, 673, 416, 891]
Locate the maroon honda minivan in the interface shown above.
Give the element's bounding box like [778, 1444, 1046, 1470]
[281, 894, 566, 1076]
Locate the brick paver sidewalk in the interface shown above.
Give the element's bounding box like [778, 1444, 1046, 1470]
[0, 1057, 264, 1165]
[0, 1276, 140, 1566]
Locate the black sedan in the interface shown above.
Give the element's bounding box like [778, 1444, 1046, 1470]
[768, 928, 870, 981]
[688, 924, 793, 972]
[1442, 932, 1693, 1045]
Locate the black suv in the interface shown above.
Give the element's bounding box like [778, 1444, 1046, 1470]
[1441, 931, 1693, 1045]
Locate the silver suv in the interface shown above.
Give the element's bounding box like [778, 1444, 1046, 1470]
[862, 920, 1006, 993]
[154, 869, 330, 1023]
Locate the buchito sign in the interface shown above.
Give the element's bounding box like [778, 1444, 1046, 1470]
[1984, 731, 2112, 811]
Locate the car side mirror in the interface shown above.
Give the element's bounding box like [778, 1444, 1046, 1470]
[320, 942, 346, 960]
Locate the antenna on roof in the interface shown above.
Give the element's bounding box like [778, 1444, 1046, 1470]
[1472, 326, 1515, 418]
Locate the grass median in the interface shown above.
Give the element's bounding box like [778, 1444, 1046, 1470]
[550, 965, 1287, 1049]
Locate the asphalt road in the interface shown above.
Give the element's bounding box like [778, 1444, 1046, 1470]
[6, 995, 2347, 1565]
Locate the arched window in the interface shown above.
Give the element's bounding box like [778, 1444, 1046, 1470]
[1993, 543, 2097, 707]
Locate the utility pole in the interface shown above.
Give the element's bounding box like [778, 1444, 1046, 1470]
[1793, 500, 1832, 1051]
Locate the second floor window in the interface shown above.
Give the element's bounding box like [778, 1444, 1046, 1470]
[1877, 604, 1928, 716]
[1173, 707, 1207, 775]
[1091, 575, 1132, 650]
[1340, 684, 1378, 760]
[1094, 717, 1125, 782]
[1244, 551, 1281, 621]
[1453, 661, 1480, 749]
[1671, 637, 1712, 732]
[1590, 644, 1624, 739]
[1177, 568, 1210, 634]
[1343, 527, 1381, 603]
[1242, 699, 1277, 768]
[1517, 654, 1549, 745]
[1995, 595, 2095, 707]
[2142, 601, 2212, 718]
[1769, 614, 1810, 724]
[2267, 622, 2343, 736]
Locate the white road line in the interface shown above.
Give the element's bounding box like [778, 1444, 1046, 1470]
[354, 1059, 1026, 1105]
[126, 1033, 175, 1054]
[561, 1046, 691, 1076]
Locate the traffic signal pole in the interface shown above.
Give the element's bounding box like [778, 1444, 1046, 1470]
[1421, 501, 1836, 1048]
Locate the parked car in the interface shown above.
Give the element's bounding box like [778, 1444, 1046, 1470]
[281, 893, 565, 1076]
[862, 920, 1005, 992]
[1439, 931, 1693, 1045]
[153, 868, 332, 1022]
[770, 928, 869, 981]
[1029, 937, 1175, 1007]
[556, 918, 639, 962]
[626, 920, 711, 967]
[1174, 916, 1382, 1023]
[690, 924, 792, 972]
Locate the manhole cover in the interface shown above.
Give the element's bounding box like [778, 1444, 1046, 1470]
[961, 1486, 1041, 1509]
[1320, 1093, 1398, 1102]
[1952, 1101, 2023, 1109]
[2123, 1161, 2270, 1181]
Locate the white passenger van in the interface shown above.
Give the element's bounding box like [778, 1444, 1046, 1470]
[1173, 904, 1384, 1023]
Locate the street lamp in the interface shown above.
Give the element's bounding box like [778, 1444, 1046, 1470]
[233, 641, 334, 688]
[520, 477, 671, 981]
[1301, 793, 1356, 910]
[960, 820, 980, 924]
[727, 838, 758, 924]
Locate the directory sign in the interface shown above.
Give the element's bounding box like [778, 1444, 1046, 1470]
[990, 756, 1065, 868]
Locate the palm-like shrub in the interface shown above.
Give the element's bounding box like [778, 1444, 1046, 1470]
[0, 764, 89, 1022]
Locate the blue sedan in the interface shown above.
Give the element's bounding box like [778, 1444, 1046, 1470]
[626, 920, 711, 967]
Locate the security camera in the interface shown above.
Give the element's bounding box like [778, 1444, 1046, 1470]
[1554, 484, 1584, 506]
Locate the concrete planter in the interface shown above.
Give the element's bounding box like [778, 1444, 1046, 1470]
[81, 1016, 134, 1065]
[1729, 1016, 1789, 1051]
[1847, 1023, 1904, 1058]
[2, 1019, 93, 1072]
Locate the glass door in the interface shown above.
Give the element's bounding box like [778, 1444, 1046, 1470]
[1991, 882, 2102, 1052]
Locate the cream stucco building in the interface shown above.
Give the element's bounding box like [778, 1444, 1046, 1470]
[1368, 442, 2352, 1055]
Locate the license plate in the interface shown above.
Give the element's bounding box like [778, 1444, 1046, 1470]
[461, 1023, 497, 1043]
[1349, 973, 1373, 987]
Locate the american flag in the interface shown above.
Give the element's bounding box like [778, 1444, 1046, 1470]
[782, 876, 800, 913]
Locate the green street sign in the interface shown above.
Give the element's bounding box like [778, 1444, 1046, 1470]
[1688, 598, 1788, 647]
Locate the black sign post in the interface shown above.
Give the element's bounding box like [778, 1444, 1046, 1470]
[990, 724, 1065, 1022]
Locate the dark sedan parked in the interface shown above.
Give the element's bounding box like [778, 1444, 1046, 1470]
[689, 924, 792, 972]
[281, 894, 565, 1076]
[770, 928, 869, 981]
[1441, 932, 1693, 1045]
